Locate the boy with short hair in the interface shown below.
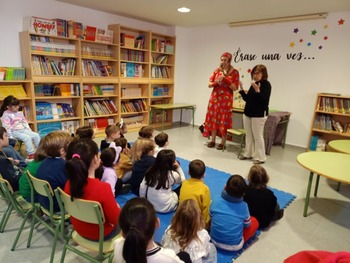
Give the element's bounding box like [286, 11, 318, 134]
[179, 159, 211, 228]
[210, 174, 259, 251]
[153, 132, 169, 157]
[100, 125, 121, 151]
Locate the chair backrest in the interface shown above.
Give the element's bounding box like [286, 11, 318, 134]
[0, 176, 30, 213]
[55, 187, 105, 225]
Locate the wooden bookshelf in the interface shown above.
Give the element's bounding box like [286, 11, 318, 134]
[18, 25, 176, 135]
[307, 93, 350, 151]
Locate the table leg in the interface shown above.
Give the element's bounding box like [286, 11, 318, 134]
[161, 110, 165, 132]
[336, 182, 341, 191]
[180, 109, 183, 125]
[303, 171, 314, 217]
[314, 174, 320, 197]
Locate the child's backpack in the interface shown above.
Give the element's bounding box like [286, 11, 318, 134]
[0, 156, 21, 192]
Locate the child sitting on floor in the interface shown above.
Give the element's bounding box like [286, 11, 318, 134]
[114, 137, 132, 181]
[126, 138, 156, 196]
[74, 126, 95, 140]
[243, 164, 284, 229]
[139, 149, 185, 213]
[179, 159, 211, 229]
[100, 125, 121, 151]
[210, 174, 259, 251]
[100, 142, 122, 196]
[153, 132, 169, 157]
[113, 197, 190, 263]
[138, 125, 155, 139]
[162, 199, 217, 263]
[116, 119, 131, 149]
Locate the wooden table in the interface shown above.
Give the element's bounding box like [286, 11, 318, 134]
[328, 139, 350, 154]
[297, 151, 350, 217]
[150, 103, 196, 131]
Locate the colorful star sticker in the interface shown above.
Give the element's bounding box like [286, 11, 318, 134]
[293, 28, 299, 33]
[338, 19, 345, 25]
[247, 69, 251, 73]
[299, 39, 303, 43]
[311, 30, 317, 35]
[318, 45, 323, 50]
[323, 36, 328, 40]
[307, 42, 312, 46]
[324, 24, 328, 29]
[289, 42, 295, 48]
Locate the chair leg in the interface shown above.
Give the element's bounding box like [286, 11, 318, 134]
[0, 204, 13, 232]
[11, 211, 31, 251]
[49, 223, 61, 263]
[26, 214, 37, 248]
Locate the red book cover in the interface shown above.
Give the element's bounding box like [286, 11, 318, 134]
[84, 26, 97, 41]
[96, 118, 109, 129]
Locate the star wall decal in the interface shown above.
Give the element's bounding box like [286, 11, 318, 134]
[293, 28, 299, 33]
[299, 39, 303, 43]
[307, 42, 312, 46]
[324, 24, 328, 29]
[311, 30, 317, 35]
[318, 45, 323, 50]
[289, 42, 295, 48]
[247, 69, 251, 73]
[323, 36, 328, 40]
[338, 19, 345, 25]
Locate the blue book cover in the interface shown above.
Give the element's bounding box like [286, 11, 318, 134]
[37, 122, 62, 138]
[36, 102, 53, 120]
[309, 135, 319, 151]
[126, 63, 135, 77]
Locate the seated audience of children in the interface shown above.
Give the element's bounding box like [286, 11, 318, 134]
[100, 125, 120, 151]
[138, 125, 155, 139]
[154, 132, 169, 157]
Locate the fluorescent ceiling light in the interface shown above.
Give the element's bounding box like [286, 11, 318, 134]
[228, 12, 328, 27]
[178, 7, 191, 13]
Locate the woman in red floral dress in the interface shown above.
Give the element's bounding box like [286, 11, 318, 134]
[203, 52, 240, 150]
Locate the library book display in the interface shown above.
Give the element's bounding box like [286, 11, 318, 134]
[0, 23, 177, 137]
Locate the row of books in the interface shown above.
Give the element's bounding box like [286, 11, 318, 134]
[81, 60, 113, 77]
[120, 34, 146, 49]
[313, 114, 350, 133]
[84, 99, 118, 117]
[84, 117, 115, 130]
[152, 86, 169, 97]
[31, 56, 76, 76]
[152, 98, 171, 105]
[30, 38, 76, 56]
[151, 39, 174, 54]
[121, 100, 147, 113]
[121, 87, 142, 98]
[25, 16, 114, 44]
[81, 46, 114, 59]
[34, 83, 79, 96]
[152, 54, 169, 64]
[120, 49, 145, 62]
[309, 136, 327, 151]
[152, 111, 169, 124]
[120, 63, 143, 78]
[0, 85, 27, 98]
[151, 66, 171, 78]
[122, 115, 144, 126]
[317, 96, 350, 114]
[0, 67, 26, 80]
[83, 84, 115, 96]
[37, 120, 80, 138]
[36, 102, 75, 120]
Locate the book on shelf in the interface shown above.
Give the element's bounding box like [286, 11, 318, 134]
[123, 34, 135, 48]
[316, 138, 326, 152]
[62, 120, 80, 135]
[37, 122, 63, 138]
[0, 67, 26, 80]
[83, 25, 97, 41]
[331, 120, 344, 133]
[55, 18, 67, 37]
[309, 135, 319, 151]
[23, 16, 57, 36]
[68, 20, 84, 39]
[135, 34, 146, 49]
[35, 101, 53, 120]
[96, 28, 114, 44]
[0, 84, 27, 98]
[126, 63, 135, 77]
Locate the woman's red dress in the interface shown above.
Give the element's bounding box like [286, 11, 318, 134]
[203, 67, 240, 138]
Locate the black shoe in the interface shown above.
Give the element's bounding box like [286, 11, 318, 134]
[277, 209, 284, 220]
[119, 184, 131, 195]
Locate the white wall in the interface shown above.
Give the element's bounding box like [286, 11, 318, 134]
[1, 0, 349, 147]
[175, 11, 350, 147]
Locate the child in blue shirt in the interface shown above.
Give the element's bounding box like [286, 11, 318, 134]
[210, 174, 259, 251]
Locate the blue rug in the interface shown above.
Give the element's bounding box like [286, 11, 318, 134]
[116, 157, 296, 263]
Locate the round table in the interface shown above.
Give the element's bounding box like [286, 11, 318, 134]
[297, 151, 350, 217]
[328, 139, 350, 154]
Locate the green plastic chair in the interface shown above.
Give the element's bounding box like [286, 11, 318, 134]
[0, 176, 33, 248]
[224, 128, 246, 156]
[55, 187, 118, 263]
[26, 171, 69, 263]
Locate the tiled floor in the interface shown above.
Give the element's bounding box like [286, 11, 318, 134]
[1, 125, 349, 262]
